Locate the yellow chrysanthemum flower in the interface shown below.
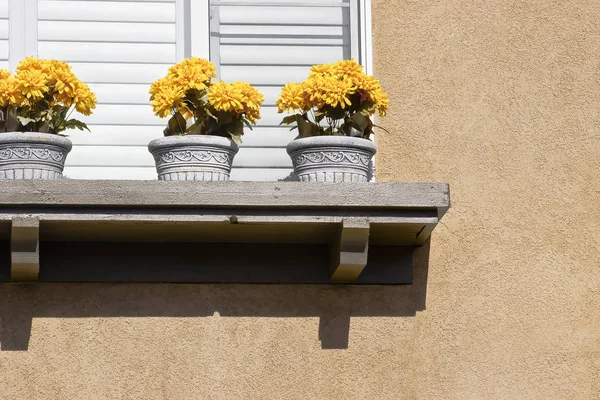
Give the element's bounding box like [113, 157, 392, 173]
[303, 75, 355, 109]
[371, 87, 389, 116]
[14, 69, 49, 101]
[41, 59, 72, 74]
[167, 57, 216, 93]
[331, 59, 364, 80]
[309, 63, 333, 77]
[320, 76, 355, 109]
[233, 82, 264, 123]
[72, 83, 97, 116]
[207, 81, 245, 114]
[52, 69, 81, 106]
[206, 81, 264, 123]
[0, 69, 11, 80]
[0, 77, 20, 107]
[276, 82, 309, 113]
[16, 57, 45, 73]
[150, 77, 186, 118]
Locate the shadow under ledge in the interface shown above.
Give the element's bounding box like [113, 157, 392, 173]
[0, 240, 431, 351]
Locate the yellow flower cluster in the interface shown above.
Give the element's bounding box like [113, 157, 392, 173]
[149, 77, 186, 119]
[207, 81, 264, 124]
[0, 57, 97, 115]
[276, 59, 389, 116]
[0, 70, 18, 107]
[149, 57, 217, 118]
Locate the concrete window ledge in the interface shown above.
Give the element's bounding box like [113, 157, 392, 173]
[0, 181, 450, 284]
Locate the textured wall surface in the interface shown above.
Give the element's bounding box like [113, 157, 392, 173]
[373, 0, 600, 398]
[1, 1, 599, 399]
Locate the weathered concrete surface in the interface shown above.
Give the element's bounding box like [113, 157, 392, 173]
[0, 1, 598, 399]
[0, 180, 449, 210]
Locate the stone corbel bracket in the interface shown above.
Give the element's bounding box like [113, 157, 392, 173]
[330, 218, 370, 283]
[10, 217, 39, 281]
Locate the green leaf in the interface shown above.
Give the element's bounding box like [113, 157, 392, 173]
[351, 112, 370, 133]
[62, 119, 90, 132]
[229, 133, 242, 145]
[5, 107, 20, 132]
[165, 112, 187, 136]
[205, 107, 217, 120]
[279, 115, 298, 125]
[324, 106, 346, 120]
[37, 121, 53, 134]
[216, 111, 233, 125]
[242, 118, 254, 131]
[186, 118, 206, 135]
[205, 118, 227, 137]
[226, 118, 244, 138]
[297, 116, 319, 138]
[372, 123, 390, 134]
[16, 115, 38, 126]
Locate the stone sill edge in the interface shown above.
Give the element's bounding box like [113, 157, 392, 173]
[0, 180, 450, 215]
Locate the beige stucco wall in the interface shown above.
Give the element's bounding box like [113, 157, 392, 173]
[1, 1, 599, 399]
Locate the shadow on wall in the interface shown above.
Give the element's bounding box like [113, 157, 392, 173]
[0, 241, 430, 351]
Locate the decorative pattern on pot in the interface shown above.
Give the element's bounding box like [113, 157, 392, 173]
[148, 135, 239, 181]
[286, 136, 376, 183]
[0, 132, 72, 180]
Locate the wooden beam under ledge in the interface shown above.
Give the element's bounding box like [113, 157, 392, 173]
[11, 217, 40, 281]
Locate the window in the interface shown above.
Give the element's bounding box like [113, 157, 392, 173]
[4, 0, 370, 180]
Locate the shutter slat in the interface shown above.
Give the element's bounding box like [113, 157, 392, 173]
[88, 83, 153, 105]
[0, 19, 7, 39]
[38, 21, 176, 43]
[220, 45, 343, 65]
[68, 62, 170, 83]
[78, 104, 161, 126]
[220, 24, 343, 37]
[0, 39, 7, 60]
[66, 146, 292, 168]
[221, 65, 310, 85]
[63, 166, 294, 181]
[38, 1, 176, 23]
[69, 126, 296, 148]
[63, 166, 157, 180]
[219, 6, 345, 25]
[38, 42, 176, 63]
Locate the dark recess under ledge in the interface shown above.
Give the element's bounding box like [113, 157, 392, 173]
[0, 180, 450, 284]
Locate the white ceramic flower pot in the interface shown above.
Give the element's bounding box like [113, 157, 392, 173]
[286, 136, 376, 183]
[148, 135, 239, 181]
[0, 132, 72, 180]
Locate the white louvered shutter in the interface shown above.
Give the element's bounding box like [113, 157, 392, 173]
[0, 1, 7, 69]
[22, 0, 209, 179]
[209, 0, 362, 181]
[6, 0, 364, 180]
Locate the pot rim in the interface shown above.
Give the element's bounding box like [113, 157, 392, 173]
[286, 135, 376, 155]
[0, 132, 73, 151]
[148, 134, 239, 153]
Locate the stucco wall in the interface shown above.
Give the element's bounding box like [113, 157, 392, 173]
[0, 1, 598, 399]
